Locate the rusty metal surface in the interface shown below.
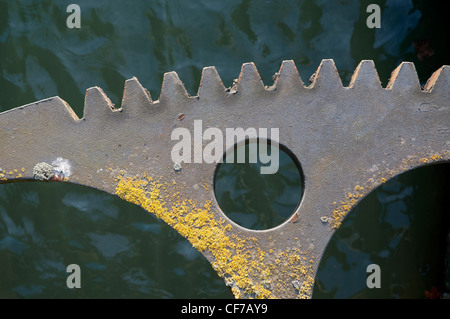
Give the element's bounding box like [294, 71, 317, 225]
[0, 59, 449, 298]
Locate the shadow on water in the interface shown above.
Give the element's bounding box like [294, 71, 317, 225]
[313, 164, 450, 299]
[0, 182, 233, 298]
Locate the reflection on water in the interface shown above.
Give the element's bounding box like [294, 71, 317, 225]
[0, 182, 232, 298]
[1, 1, 448, 115]
[313, 164, 450, 299]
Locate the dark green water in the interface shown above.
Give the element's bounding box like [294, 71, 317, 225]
[313, 164, 450, 299]
[0, 182, 231, 298]
[214, 140, 304, 230]
[0, 0, 449, 298]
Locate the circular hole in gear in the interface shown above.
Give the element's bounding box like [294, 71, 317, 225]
[213, 139, 304, 230]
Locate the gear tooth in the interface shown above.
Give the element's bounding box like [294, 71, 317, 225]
[423, 65, 450, 94]
[159, 71, 190, 103]
[236, 62, 265, 94]
[198, 66, 226, 100]
[83, 87, 116, 120]
[386, 62, 420, 91]
[310, 59, 343, 89]
[4, 96, 80, 122]
[273, 60, 305, 91]
[53, 96, 80, 121]
[121, 77, 153, 115]
[348, 60, 382, 89]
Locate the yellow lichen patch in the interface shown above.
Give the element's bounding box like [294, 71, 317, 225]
[231, 287, 241, 298]
[330, 151, 448, 229]
[406, 152, 446, 167]
[115, 172, 316, 299]
[330, 187, 367, 229]
[269, 248, 316, 299]
[201, 181, 211, 191]
[431, 154, 442, 161]
[329, 195, 364, 228]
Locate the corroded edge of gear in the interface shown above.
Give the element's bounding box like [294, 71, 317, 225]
[2, 59, 447, 121]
